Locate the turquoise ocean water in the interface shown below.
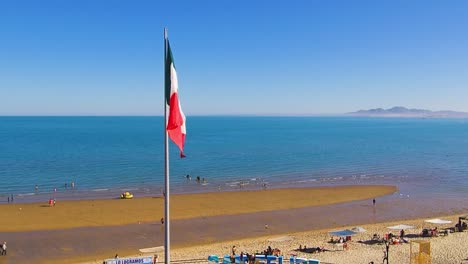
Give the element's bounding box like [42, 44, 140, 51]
[1, 116, 468, 203]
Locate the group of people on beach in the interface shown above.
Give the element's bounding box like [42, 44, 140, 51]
[385, 231, 408, 244]
[33, 181, 75, 194]
[185, 174, 207, 184]
[297, 244, 327, 254]
[230, 245, 282, 263]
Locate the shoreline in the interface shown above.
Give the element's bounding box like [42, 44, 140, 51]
[0, 177, 398, 204]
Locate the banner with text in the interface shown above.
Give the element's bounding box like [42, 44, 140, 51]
[104, 256, 153, 264]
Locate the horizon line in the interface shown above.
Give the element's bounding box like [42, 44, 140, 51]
[0, 113, 347, 117]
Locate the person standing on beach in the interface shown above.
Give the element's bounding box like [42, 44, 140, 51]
[160, 218, 164, 232]
[1, 242, 6, 255]
[373, 198, 376, 206]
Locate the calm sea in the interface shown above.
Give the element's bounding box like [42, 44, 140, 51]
[1, 116, 468, 203]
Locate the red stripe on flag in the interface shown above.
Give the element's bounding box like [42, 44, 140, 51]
[167, 93, 186, 157]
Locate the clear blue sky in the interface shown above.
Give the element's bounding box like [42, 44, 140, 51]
[1, 0, 467, 115]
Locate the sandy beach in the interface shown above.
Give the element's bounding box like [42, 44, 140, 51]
[0, 185, 395, 232]
[150, 215, 468, 264]
[1, 184, 468, 264]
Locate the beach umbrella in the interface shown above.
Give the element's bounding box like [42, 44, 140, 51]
[351, 226, 367, 233]
[424, 218, 452, 224]
[387, 224, 415, 230]
[328, 229, 357, 236]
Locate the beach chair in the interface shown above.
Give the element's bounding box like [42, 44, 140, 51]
[308, 259, 320, 264]
[255, 255, 268, 264]
[223, 255, 231, 264]
[235, 255, 248, 263]
[278, 256, 283, 264]
[266, 255, 284, 264]
[208, 255, 219, 263]
[295, 257, 308, 264]
[290, 256, 295, 264]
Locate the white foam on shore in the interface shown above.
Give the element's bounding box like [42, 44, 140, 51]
[92, 189, 109, 192]
[295, 179, 317, 183]
[17, 193, 36, 196]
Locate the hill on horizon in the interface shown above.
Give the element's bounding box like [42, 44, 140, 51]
[348, 106, 468, 118]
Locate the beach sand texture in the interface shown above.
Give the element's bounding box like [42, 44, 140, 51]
[3, 185, 467, 263]
[163, 215, 468, 264]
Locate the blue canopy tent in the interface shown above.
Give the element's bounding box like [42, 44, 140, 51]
[328, 229, 357, 237]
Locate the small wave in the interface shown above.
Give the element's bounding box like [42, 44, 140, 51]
[92, 189, 109, 192]
[121, 188, 138, 191]
[17, 193, 35, 197]
[295, 179, 318, 183]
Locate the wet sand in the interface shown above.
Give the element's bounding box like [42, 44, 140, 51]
[0, 185, 395, 232]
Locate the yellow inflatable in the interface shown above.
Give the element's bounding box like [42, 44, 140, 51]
[120, 192, 133, 199]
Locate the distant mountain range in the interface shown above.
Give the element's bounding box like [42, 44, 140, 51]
[348, 106, 468, 118]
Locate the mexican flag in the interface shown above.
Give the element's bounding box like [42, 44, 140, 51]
[165, 40, 186, 158]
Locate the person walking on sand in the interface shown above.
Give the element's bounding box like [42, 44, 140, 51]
[373, 198, 376, 206]
[1, 242, 6, 255]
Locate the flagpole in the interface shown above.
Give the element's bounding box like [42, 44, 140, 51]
[163, 27, 171, 264]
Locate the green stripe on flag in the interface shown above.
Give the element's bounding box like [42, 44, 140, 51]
[165, 41, 176, 106]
